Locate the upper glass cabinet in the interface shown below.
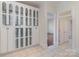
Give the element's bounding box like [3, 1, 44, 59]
[37, 11, 38, 26]
[29, 9, 32, 17]
[37, 11, 38, 18]
[25, 8, 28, 16]
[9, 4, 13, 14]
[20, 17, 23, 25]
[2, 2, 6, 13]
[16, 28, 19, 37]
[15, 16, 19, 26]
[20, 28, 23, 37]
[29, 28, 32, 36]
[33, 10, 35, 17]
[15, 5, 19, 15]
[2, 14, 6, 25]
[20, 7, 23, 15]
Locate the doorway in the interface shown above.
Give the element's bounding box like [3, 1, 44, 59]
[58, 11, 72, 47]
[47, 13, 54, 47]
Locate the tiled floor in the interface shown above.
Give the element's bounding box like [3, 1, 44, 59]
[1, 42, 79, 57]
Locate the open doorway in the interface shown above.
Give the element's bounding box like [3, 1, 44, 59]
[58, 10, 72, 47]
[47, 13, 54, 47]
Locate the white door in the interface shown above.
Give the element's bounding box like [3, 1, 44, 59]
[59, 17, 72, 44]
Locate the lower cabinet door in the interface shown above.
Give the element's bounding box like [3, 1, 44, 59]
[7, 27, 15, 52]
[0, 27, 8, 53]
[0, 27, 15, 54]
[32, 27, 39, 45]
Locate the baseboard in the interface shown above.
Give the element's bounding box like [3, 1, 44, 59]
[0, 44, 40, 57]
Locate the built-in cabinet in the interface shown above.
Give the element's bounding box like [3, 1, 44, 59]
[0, 1, 39, 54]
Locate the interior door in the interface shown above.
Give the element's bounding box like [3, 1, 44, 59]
[59, 17, 72, 44]
[47, 13, 54, 46]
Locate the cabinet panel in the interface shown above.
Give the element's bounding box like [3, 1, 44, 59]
[16, 39, 19, 48]
[8, 27, 15, 52]
[20, 38, 23, 47]
[32, 27, 39, 45]
[15, 5, 19, 15]
[25, 37, 28, 46]
[25, 8, 28, 16]
[20, 7, 23, 16]
[0, 1, 39, 54]
[9, 4, 13, 14]
[0, 27, 7, 53]
[2, 2, 7, 13]
[2, 14, 7, 25]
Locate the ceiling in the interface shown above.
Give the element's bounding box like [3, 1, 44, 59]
[17, 1, 59, 8]
[17, 1, 42, 8]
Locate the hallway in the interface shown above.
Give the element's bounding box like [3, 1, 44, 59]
[1, 42, 79, 57]
[0, 1, 79, 57]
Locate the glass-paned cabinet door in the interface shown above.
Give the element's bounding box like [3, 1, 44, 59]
[2, 14, 6, 25]
[20, 28, 23, 37]
[25, 28, 28, 36]
[33, 10, 36, 26]
[20, 38, 23, 47]
[37, 11, 38, 26]
[29, 37, 32, 45]
[25, 17, 28, 26]
[37, 11, 38, 18]
[29, 9, 32, 17]
[33, 11, 39, 26]
[25, 8, 28, 16]
[20, 17, 23, 25]
[25, 37, 28, 46]
[33, 10, 35, 17]
[2, 2, 6, 13]
[16, 28, 19, 37]
[29, 18, 32, 26]
[15, 5, 19, 15]
[9, 4, 13, 14]
[20, 7, 23, 16]
[9, 15, 11, 25]
[15, 16, 19, 26]
[29, 28, 32, 36]
[33, 18, 35, 26]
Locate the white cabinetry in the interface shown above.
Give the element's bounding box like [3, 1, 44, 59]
[0, 1, 39, 54]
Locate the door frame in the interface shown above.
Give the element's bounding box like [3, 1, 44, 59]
[47, 12, 57, 49]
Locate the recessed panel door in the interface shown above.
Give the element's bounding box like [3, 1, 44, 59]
[8, 27, 15, 52]
[59, 15, 72, 44]
[0, 27, 7, 53]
